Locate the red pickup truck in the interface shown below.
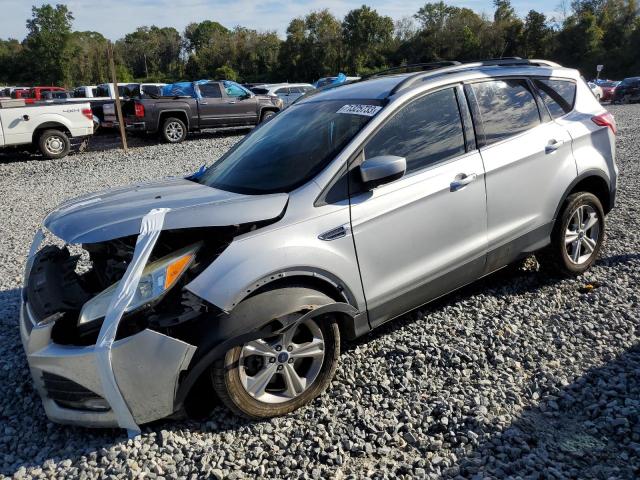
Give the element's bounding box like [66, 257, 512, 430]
[13, 87, 67, 103]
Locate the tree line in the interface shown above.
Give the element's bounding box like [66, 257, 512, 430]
[1, 0, 639, 88]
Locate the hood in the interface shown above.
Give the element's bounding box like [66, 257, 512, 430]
[44, 177, 289, 244]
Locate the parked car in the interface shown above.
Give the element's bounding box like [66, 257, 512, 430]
[612, 76, 640, 104]
[122, 80, 283, 142]
[20, 59, 617, 429]
[251, 83, 315, 107]
[0, 98, 93, 158]
[93, 83, 137, 127]
[588, 81, 603, 101]
[597, 80, 619, 102]
[73, 86, 101, 99]
[313, 74, 361, 88]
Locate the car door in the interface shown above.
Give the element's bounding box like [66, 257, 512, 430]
[349, 86, 488, 327]
[466, 78, 576, 272]
[222, 82, 258, 125]
[196, 82, 226, 127]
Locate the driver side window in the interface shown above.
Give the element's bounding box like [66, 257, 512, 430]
[225, 84, 247, 98]
[364, 88, 466, 174]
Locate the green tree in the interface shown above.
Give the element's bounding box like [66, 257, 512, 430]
[214, 64, 238, 81]
[279, 10, 344, 82]
[24, 4, 74, 86]
[0, 39, 24, 84]
[521, 11, 553, 58]
[342, 6, 394, 74]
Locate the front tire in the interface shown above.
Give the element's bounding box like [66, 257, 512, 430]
[161, 117, 187, 143]
[38, 129, 70, 159]
[538, 192, 605, 276]
[212, 314, 340, 419]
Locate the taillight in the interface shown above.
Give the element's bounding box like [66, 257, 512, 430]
[82, 108, 93, 121]
[134, 102, 145, 118]
[592, 112, 617, 135]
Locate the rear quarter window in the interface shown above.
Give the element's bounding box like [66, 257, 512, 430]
[470, 79, 541, 146]
[533, 79, 576, 119]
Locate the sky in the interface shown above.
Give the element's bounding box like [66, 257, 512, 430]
[0, 0, 562, 41]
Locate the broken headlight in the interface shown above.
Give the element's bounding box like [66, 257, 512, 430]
[78, 243, 201, 326]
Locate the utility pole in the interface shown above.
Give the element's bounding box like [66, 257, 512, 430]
[107, 41, 128, 152]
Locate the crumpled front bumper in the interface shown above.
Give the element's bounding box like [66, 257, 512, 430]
[20, 233, 197, 428]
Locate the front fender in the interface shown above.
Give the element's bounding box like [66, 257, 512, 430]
[185, 229, 366, 312]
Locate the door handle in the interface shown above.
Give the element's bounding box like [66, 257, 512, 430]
[199, 101, 208, 105]
[450, 173, 477, 192]
[227, 101, 237, 104]
[545, 139, 564, 153]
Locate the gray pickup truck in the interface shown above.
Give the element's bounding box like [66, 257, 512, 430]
[124, 80, 283, 143]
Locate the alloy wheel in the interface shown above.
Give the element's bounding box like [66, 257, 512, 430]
[564, 204, 600, 265]
[238, 318, 325, 404]
[165, 121, 184, 141]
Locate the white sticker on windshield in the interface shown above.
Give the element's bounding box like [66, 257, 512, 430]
[336, 104, 382, 116]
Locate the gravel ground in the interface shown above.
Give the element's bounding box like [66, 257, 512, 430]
[1, 106, 639, 479]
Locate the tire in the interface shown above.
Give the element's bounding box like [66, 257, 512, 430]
[260, 110, 276, 123]
[38, 129, 70, 159]
[161, 117, 187, 143]
[212, 308, 340, 419]
[537, 192, 605, 276]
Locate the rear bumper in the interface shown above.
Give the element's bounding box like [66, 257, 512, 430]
[125, 121, 147, 132]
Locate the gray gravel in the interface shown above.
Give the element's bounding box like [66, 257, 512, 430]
[1, 107, 639, 479]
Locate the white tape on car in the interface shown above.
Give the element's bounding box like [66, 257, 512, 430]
[95, 208, 169, 437]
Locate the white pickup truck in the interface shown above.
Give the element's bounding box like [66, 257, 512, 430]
[0, 99, 94, 159]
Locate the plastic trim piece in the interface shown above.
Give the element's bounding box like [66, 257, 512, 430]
[95, 208, 169, 437]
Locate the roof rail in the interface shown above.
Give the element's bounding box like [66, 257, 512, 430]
[364, 61, 462, 79]
[389, 58, 562, 95]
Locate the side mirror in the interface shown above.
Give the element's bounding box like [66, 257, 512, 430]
[359, 155, 406, 190]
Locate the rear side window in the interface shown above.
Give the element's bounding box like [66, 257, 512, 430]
[365, 88, 466, 174]
[533, 79, 576, 119]
[275, 88, 289, 94]
[200, 83, 222, 98]
[471, 79, 540, 146]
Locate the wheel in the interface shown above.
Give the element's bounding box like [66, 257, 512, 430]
[38, 129, 70, 159]
[537, 192, 605, 276]
[161, 117, 187, 143]
[212, 313, 340, 419]
[260, 110, 276, 123]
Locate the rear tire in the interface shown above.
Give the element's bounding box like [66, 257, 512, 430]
[161, 117, 187, 143]
[212, 312, 340, 419]
[38, 129, 70, 159]
[260, 110, 276, 123]
[537, 192, 605, 276]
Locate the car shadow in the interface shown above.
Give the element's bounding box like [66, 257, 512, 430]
[450, 342, 640, 478]
[342, 252, 640, 353]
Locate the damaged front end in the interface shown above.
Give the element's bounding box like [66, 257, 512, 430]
[21, 178, 290, 431]
[20, 225, 237, 428]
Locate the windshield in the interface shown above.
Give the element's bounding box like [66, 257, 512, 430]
[195, 99, 383, 194]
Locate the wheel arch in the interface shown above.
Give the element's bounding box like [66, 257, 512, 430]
[157, 110, 190, 131]
[554, 170, 613, 220]
[174, 285, 363, 415]
[32, 122, 71, 143]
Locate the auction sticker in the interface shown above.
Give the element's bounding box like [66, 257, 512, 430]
[336, 104, 382, 116]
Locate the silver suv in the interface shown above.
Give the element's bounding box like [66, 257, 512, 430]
[21, 59, 617, 431]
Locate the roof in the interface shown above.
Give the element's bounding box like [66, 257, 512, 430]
[297, 60, 574, 105]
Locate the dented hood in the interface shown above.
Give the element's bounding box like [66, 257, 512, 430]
[44, 177, 289, 243]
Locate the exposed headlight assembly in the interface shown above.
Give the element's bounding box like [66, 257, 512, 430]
[78, 243, 201, 326]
